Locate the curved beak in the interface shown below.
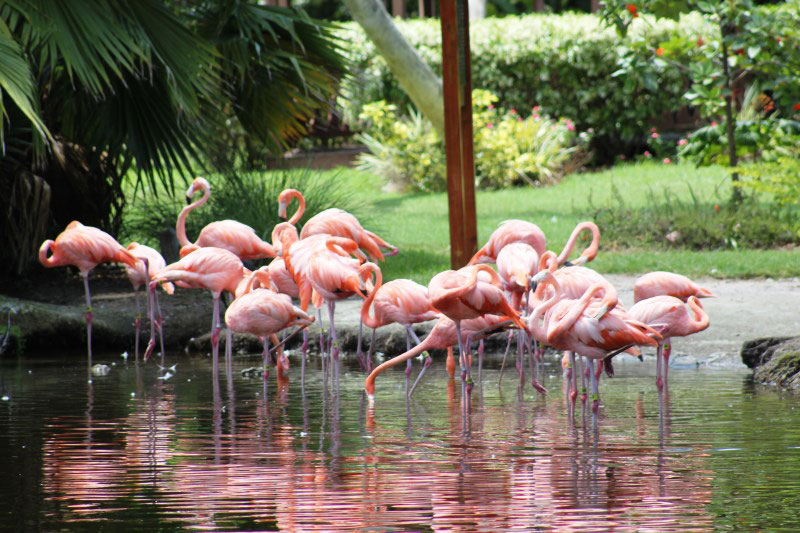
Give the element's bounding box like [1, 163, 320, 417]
[593, 304, 609, 320]
[278, 201, 287, 220]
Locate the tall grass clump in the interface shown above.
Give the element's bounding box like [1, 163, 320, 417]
[121, 168, 365, 261]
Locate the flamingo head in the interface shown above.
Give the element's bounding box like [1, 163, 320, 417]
[278, 200, 288, 220]
[186, 177, 209, 202]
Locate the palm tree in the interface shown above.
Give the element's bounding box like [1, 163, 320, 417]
[0, 0, 346, 277]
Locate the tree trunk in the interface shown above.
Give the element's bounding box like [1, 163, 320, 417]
[468, 0, 486, 19]
[392, 0, 405, 17]
[720, 25, 742, 204]
[343, 0, 445, 136]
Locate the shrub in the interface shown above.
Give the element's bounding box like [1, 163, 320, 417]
[734, 157, 800, 208]
[355, 90, 588, 192]
[340, 14, 709, 159]
[590, 182, 800, 250]
[121, 168, 363, 261]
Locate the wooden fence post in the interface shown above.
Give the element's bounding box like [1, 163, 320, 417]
[440, 0, 477, 269]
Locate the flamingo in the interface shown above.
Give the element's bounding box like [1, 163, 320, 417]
[278, 188, 398, 261]
[633, 271, 716, 303]
[628, 295, 710, 390]
[428, 264, 532, 401]
[176, 177, 276, 259]
[359, 262, 440, 384]
[39, 221, 139, 380]
[150, 247, 244, 369]
[529, 269, 661, 415]
[225, 269, 315, 383]
[365, 314, 513, 402]
[124, 243, 175, 360]
[305, 241, 374, 362]
[469, 220, 601, 267]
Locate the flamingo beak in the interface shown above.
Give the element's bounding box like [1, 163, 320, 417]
[573, 256, 588, 266]
[593, 304, 609, 320]
[531, 270, 548, 284]
[278, 201, 287, 220]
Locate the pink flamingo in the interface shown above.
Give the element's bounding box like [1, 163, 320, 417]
[365, 314, 513, 402]
[633, 271, 716, 303]
[267, 258, 300, 298]
[534, 250, 620, 317]
[150, 247, 244, 368]
[628, 295, 710, 390]
[359, 262, 440, 384]
[529, 269, 661, 415]
[278, 188, 398, 261]
[305, 241, 374, 362]
[176, 177, 276, 259]
[124, 243, 175, 360]
[226, 269, 315, 383]
[429, 264, 531, 400]
[469, 220, 600, 266]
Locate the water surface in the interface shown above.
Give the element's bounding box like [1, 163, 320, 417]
[1, 351, 799, 531]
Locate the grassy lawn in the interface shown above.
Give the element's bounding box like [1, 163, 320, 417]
[122, 162, 798, 283]
[335, 162, 798, 283]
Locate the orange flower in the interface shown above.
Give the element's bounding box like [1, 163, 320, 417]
[713, 204, 720, 212]
[696, 38, 704, 47]
[626, 4, 638, 17]
[656, 47, 664, 56]
[793, 103, 800, 111]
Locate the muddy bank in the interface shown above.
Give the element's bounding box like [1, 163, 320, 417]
[1, 268, 796, 369]
[741, 336, 800, 390]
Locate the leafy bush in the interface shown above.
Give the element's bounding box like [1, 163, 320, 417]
[735, 157, 800, 207]
[121, 168, 363, 260]
[340, 14, 709, 159]
[590, 182, 800, 250]
[355, 90, 588, 192]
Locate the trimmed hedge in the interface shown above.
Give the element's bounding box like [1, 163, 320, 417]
[339, 13, 712, 160]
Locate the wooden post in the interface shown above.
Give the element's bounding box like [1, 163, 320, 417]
[533, 0, 546, 12]
[590, 0, 601, 13]
[392, 0, 405, 17]
[418, 0, 425, 18]
[440, 0, 477, 269]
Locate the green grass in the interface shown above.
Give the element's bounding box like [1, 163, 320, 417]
[334, 161, 799, 283]
[122, 161, 800, 282]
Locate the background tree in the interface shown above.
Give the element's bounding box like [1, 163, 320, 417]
[0, 0, 345, 277]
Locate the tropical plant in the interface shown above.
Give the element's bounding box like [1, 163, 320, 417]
[0, 0, 346, 277]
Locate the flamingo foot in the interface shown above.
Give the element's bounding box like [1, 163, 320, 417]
[143, 338, 156, 361]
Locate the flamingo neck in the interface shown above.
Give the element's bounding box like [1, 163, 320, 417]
[365, 334, 433, 398]
[285, 190, 305, 225]
[548, 283, 605, 343]
[688, 297, 710, 331]
[360, 264, 383, 329]
[530, 277, 562, 340]
[38, 240, 56, 267]
[537, 250, 558, 273]
[557, 221, 600, 265]
[176, 182, 209, 247]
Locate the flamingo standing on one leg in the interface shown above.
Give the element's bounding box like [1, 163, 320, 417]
[177, 177, 276, 259]
[124, 243, 175, 360]
[628, 295, 710, 391]
[529, 270, 661, 416]
[39, 221, 139, 381]
[278, 188, 398, 261]
[359, 263, 440, 387]
[150, 247, 244, 371]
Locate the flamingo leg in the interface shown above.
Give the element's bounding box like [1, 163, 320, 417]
[356, 318, 366, 371]
[210, 295, 221, 376]
[455, 321, 473, 409]
[327, 300, 339, 362]
[589, 358, 600, 415]
[526, 333, 546, 396]
[408, 353, 433, 398]
[516, 332, 525, 386]
[224, 293, 233, 365]
[404, 329, 413, 396]
[260, 336, 271, 383]
[301, 329, 308, 387]
[663, 338, 672, 387]
[316, 307, 325, 354]
[367, 328, 376, 373]
[569, 352, 578, 411]
[477, 339, 484, 384]
[580, 356, 589, 410]
[656, 341, 664, 391]
[153, 288, 166, 365]
[498, 330, 514, 386]
[134, 288, 141, 360]
[83, 273, 93, 383]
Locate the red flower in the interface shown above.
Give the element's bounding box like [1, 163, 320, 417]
[663, 158, 672, 164]
[626, 4, 638, 17]
[776, 37, 782, 44]
[696, 38, 704, 47]
[656, 47, 664, 57]
[792, 103, 800, 111]
[735, 48, 745, 56]
[711, 121, 718, 127]
[510, 108, 517, 114]
[713, 204, 720, 212]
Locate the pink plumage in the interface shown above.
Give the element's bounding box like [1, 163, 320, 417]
[633, 271, 715, 303]
[153, 247, 243, 299]
[361, 264, 439, 330]
[39, 221, 138, 274]
[469, 219, 547, 265]
[125, 242, 174, 294]
[225, 289, 314, 338]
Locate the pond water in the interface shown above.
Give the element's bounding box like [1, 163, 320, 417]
[1, 350, 799, 531]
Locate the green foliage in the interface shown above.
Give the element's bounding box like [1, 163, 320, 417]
[121, 168, 364, 264]
[679, 119, 800, 166]
[735, 157, 800, 207]
[355, 90, 585, 192]
[591, 183, 800, 250]
[340, 14, 707, 157]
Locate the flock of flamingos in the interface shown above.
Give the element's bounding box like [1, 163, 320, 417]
[38, 177, 713, 417]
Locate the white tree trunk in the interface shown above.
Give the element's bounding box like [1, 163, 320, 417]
[342, 0, 445, 136]
[468, 0, 486, 20]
